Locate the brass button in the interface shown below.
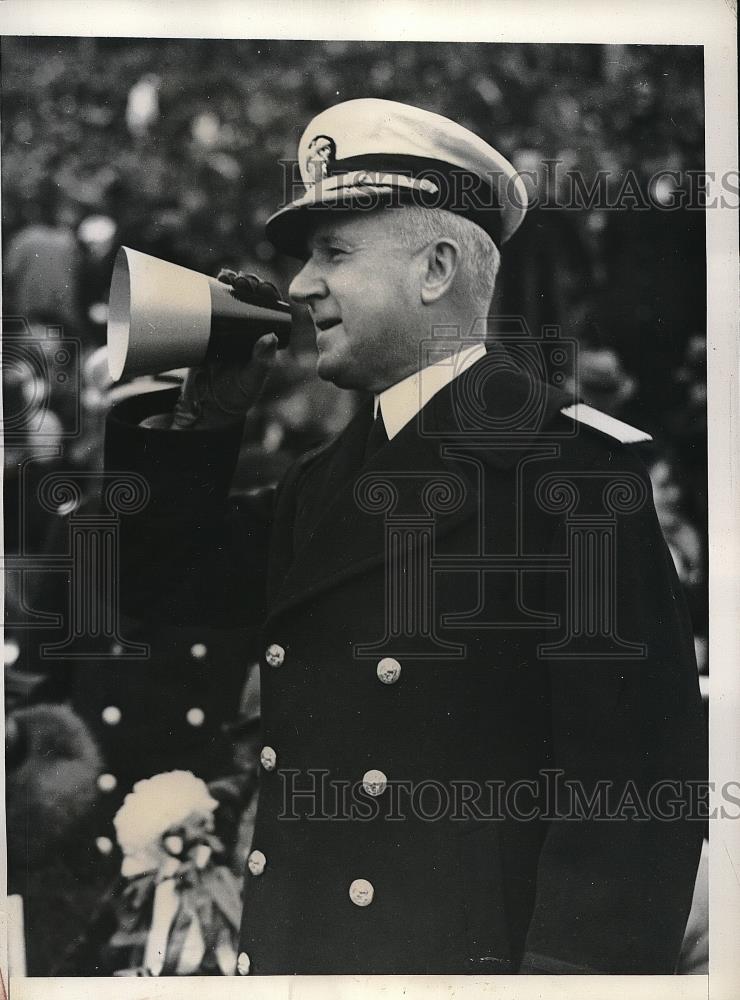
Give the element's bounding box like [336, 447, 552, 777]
[237, 951, 251, 975]
[349, 878, 374, 907]
[190, 642, 208, 660]
[247, 849, 267, 876]
[95, 836, 113, 855]
[260, 746, 277, 771]
[265, 643, 285, 667]
[186, 707, 205, 727]
[101, 705, 121, 725]
[377, 657, 401, 684]
[362, 769, 388, 796]
[97, 773, 117, 792]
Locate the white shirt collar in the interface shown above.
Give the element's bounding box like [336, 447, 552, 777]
[373, 342, 486, 440]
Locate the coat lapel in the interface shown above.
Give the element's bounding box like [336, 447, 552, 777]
[266, 349, 571, 624]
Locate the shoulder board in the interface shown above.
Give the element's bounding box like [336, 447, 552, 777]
[560, 403, 652, 444]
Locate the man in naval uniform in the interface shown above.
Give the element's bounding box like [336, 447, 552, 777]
[106, 99, 706, 976]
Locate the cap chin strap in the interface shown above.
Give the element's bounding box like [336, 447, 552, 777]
[292, 173, 504, 248]
[305, 170, 439, 196]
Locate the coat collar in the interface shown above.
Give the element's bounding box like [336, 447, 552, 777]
[430, 341, 572, 470]
[375, 341, 487, 440]
[266, 347, 572, 623]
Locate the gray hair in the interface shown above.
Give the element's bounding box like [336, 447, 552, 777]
[388, 205, 501, 310]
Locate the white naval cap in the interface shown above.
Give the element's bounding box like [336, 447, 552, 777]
[265, 98, 528, 258]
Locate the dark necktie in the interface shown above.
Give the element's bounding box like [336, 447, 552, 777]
[364, 407, 388, 463]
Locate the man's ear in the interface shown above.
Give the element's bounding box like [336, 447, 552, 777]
[420, 239, 460, 305]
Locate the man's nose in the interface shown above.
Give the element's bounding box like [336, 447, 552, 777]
[288, 258, 327, 305]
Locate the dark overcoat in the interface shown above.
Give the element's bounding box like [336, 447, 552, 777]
[105, 347, 706, 975]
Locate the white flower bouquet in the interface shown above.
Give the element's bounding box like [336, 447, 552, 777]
[109, 770, 242, 976]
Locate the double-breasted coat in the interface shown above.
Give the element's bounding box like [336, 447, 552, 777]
[105, 345, 706, 975]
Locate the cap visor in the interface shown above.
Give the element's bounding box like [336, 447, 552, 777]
[265, 184, 418, 258]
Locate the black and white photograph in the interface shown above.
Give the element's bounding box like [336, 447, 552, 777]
[1, 3, 737, 999]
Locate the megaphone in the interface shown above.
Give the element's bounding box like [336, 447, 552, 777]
[106, 246, 291, 382]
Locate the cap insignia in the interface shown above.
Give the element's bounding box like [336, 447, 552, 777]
[306, 134, 336, 184]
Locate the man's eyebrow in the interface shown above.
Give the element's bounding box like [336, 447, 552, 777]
[311, 232, 353, 250]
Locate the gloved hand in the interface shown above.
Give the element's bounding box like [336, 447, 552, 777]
[171, 269, 281, 431]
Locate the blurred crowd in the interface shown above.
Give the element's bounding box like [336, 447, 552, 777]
[2, 38, 707, 975]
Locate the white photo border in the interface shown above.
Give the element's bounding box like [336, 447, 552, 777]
[0, 2, 737, 999]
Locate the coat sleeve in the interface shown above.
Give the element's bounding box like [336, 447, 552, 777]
[104, 387, 274, 630]
[519, 444, 706, 974]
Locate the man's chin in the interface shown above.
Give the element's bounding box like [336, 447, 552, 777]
[316, 353, 361, 391]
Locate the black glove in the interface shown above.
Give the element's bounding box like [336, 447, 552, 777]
[170, 269, 281, 431]
[216, 268, 281, 309]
